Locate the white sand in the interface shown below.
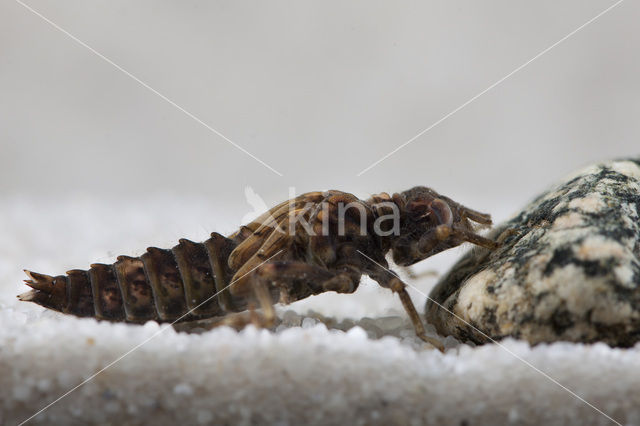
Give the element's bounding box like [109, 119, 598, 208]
[1, 196, 638, 425]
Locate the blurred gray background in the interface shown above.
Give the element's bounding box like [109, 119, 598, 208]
[1, 0, 638, 222]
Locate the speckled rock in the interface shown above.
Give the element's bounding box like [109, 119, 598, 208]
[426, 159, 640, 347]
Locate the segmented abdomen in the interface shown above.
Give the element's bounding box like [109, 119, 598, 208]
[19, 232, 245, 323]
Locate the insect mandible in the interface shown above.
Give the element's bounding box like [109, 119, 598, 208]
[19, 187, 497, 351]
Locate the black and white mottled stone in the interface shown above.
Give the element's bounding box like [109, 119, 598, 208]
[426, 159, 640, 347]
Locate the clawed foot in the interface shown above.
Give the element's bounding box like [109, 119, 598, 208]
[417, 332, 445, 352]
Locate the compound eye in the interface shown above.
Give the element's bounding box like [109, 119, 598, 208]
[406, 200, 430, 219]
[429, 199, 453, 227]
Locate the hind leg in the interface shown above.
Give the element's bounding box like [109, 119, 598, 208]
[248, 275, 277, 327]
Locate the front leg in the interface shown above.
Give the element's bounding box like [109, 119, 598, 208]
[390, 277, 444, 352]
[369, 268, 444, 352]
[399, 265, 439, 281]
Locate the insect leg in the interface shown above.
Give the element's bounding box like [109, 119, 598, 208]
[418, 223, 497, 253]
[369, 266, 444, 351]
[180, 262, 360, 332]
[389, 277, 445, 352]
[251, 276, 276, 327]
[450, 224, 499, 249]
[399, 266, 439, 281]
[459, 206, 493, 225]
[200, 272, 277, 330]
[172, 310, 281, 333]
[255, 262, 359, 296]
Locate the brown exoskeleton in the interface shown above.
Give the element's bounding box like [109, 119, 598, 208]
[19, 187, 497, 351]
